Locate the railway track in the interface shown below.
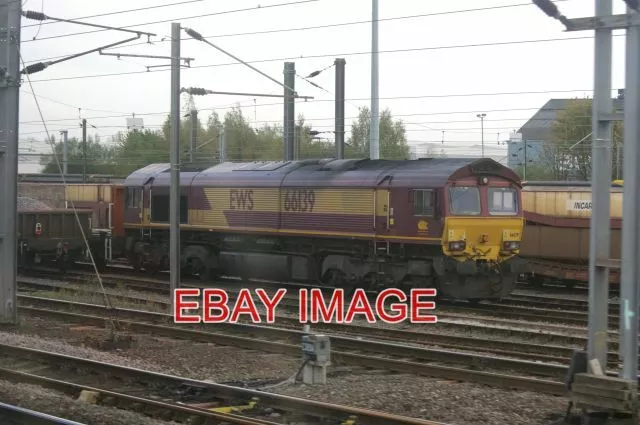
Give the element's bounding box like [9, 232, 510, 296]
[17, 277, 628, 362]
[0, 402, 85, 425]
[19, 267, 617, 329]
[17, 293, 568, 395]
[0, 343, 444, 425]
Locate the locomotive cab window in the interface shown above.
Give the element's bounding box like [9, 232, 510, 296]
[448, 186, 481, 216]
[125, 187, 142, 209]
[412, 189, 434, 216]
[488, 187, 517, 215]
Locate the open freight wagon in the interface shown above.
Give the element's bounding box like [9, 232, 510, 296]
[518, 181, 622, 287]
[18, 208, 95, 270]
[17, 182, 128, 271]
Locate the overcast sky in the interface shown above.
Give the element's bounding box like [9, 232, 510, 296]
[15, 0, 631, 171]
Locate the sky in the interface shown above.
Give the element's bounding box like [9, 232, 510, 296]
[14, 0, 632, 172]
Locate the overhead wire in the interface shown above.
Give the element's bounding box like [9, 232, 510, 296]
[18, 106, 576, 126]
[20, 0, 321, 43]
[21, 0, 570, 51]
[24, 32, 622, 83]
[22, 0, 214, 29]
[16, 0, 592, 157]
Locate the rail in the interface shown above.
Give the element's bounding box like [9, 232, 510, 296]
[16, 294, 567, 396]
[0, 343, 447, 425]
[0, 402, 86, 425]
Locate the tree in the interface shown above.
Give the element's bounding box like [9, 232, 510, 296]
[296, 115, 335, 159]
[512, 163, 555, 181]
[114, 129, 168, 175]
[423, 145, 447, 159]
[347, 107, 410, 159]
[161, 111, 221, 164]
[40, 136, 118, 175]
[548, 98, 623, 180]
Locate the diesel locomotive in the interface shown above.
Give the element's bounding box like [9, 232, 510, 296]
[119, 157, 526, 301]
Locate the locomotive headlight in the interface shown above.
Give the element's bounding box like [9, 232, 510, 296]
[448, 241, 466, 251]
[502, 241, 520, 250]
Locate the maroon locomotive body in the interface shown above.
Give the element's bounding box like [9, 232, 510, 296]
[120, 157, 526, 301]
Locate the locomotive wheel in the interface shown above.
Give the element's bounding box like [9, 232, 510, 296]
[131, 254, 143, 272]
[322, 268, 355, 294]
[57, 254, 70, 273]
[190, 257, 212, 282]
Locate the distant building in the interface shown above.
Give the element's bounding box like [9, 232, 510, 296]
[506, 133, 544, 169]
[513, 96, 624, 170]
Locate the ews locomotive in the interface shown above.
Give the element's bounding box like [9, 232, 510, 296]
[120, 157, 526, 301]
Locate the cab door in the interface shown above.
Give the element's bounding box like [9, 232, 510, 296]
[374, 175, 394, 234]
[124, 187, 143, 232]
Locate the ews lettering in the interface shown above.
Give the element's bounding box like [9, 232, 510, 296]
[230, 189, 254, 210]
[284, 189, 315, 212]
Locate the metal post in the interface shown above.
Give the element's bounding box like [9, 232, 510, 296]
[588, 0, 613, 370]
[81, 119, 87, 183]
[523, 142, 527, 181]
[335, 58, 345, 160]
[60, 130, 68, 175]
[294, 124, 300, 160]
[369, 0, 379, 160]
[0, 0, 20, 324]
[219, 127, 226, 163]
[283, 62, 295, 161]
[189, 108, 197, 163]
[477, 113, 486, 158]
[169, 22, 181, 312]
[619, 5, 640, 380]
[616, 138, 621, 180]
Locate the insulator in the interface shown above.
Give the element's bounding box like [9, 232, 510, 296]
[532, 0, 559, 18]
[21, 62, 47, 75]
[23, 10, 46, 21]
[184, 28, 204, 41]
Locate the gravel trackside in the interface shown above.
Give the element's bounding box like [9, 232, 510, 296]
[271, 372, 568, 425]
[0, 380, 179, 425]
[2, 316, 571, 424]
[2, 316, 306, 383]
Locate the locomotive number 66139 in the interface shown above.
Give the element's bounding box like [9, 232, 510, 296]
[283, 189, 316, 212]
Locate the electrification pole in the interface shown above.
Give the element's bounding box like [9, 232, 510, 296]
[60, 130, 68, 175]
[81, 119, 87, 183]
[532, 1, 640, 407]
[619, 4, 640, 380]
[477, 113, 486, 158]
[587, 0, 614, 372]
[170, 22, 181, 313]
[0, 0, 20, 324]
[523, 142, 527, 180]
[370, 0, 379, 160]
[335, 58, 345, 160]
[283, 62, 295, 161]
[219, 127, 226, 163]
[190, 108, 197, 163]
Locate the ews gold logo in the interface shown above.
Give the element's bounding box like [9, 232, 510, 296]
[229, 189, 254, 210]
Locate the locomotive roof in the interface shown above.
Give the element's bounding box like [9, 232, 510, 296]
[125, 157, 520, 188]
